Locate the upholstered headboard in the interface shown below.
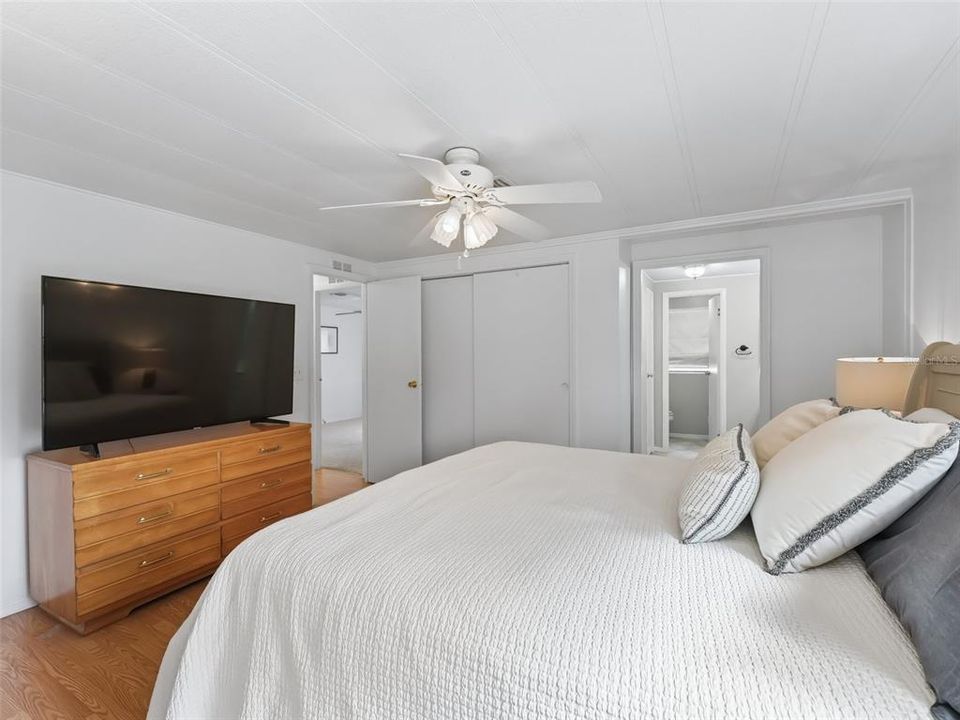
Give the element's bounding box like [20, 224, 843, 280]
[903, 341, 960, 417]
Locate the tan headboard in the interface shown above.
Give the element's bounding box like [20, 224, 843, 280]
[903, 341, 960, 417]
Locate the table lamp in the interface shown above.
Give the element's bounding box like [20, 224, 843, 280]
[835, 357, 918, 412]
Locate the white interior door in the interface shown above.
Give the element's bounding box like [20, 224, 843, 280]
[707, 296, 722, 438]
[422, 276, 474, 463]
[639, 275, 656, 454]
[474, 265, 571, 447]
[365, 276, 422, 482]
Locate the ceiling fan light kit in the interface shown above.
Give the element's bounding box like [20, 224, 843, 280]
[319, 147, 603, 254]
[429, 212, 458, 248]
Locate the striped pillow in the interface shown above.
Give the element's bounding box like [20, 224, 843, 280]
[678, 425, 760, 544]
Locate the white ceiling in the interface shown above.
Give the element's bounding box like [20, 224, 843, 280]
[645, 259, 760, 282]
[2, 2, 958, 261]
[318, 284, 362, 312]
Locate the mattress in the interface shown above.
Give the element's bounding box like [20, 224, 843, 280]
[150, 441, 934, 719]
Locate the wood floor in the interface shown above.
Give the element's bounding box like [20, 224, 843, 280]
[0, 468, 367, 720]
[313, 467, 367, 504]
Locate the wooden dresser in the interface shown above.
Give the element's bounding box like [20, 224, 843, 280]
[27, 421, 312, 633]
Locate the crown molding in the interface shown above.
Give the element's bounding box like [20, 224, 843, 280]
[379, 187, 913, 272]
[605, 188, 913, 243]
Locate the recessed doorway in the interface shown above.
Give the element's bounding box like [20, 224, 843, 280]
[314, 275, 365, 491]
[635, 258, 762, 458]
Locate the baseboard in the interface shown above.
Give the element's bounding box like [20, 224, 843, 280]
[670, 433, 709, 440]
[1, 594, 36, 619]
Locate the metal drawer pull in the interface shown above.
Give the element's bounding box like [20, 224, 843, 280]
[260, 511, 283, 523]
[138, 551, 174, 568]
[137, 507, 173, 525]
[258, 445, 281, 455]
[259, 478, 283, 489]
[135, 467, 172, 481]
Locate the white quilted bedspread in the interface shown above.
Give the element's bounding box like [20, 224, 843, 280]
[154, 442, 934, 720]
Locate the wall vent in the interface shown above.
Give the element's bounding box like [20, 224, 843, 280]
[342, 262, 352, 273]
[331, 259, 343, 270]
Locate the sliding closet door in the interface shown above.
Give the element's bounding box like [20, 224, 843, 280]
[422, 277, 474, 463]
[474, 265, 571, 447]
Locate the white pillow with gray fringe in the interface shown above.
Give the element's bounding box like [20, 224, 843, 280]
[678, 424, 760, 544]
[752, 409, 960, 574]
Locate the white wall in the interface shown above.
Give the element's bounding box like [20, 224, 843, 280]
[862, 162, 960, 346]
[653, 274, 761, 444]
[633, 213, 890, 418]
[319, 304, 362, 422]
[2, 168, 950, 619]
[0, 172, 368, 617]
[376, 237, 627, 453]
[910, 165, 960, 344]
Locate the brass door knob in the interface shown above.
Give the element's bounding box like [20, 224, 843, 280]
[408, 379, 419, 388]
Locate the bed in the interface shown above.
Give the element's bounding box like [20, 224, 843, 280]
[149, 440, 936, 720]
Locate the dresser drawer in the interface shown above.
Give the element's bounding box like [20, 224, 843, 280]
[75, 487, 220, 567]
[221, 492, 312, 544]
[221, 462, 311, 519]
[76, 542, 219, 618]
[76, 528, 220, 598]
[74, 450, 219, 500]
[74, 468, 220, 521]
[220, 431, 310, 479]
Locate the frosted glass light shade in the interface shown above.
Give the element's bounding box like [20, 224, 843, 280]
[835, 357, 918, 412]
[430, 217, 457, 247]
[471, 211, 498, 240]
[439, 206, 462, 233]
[463, 222, 484, 249]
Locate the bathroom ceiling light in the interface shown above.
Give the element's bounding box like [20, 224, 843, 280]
[683, 264, 706, 279]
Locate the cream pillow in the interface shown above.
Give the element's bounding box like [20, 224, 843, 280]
[905, 407, 959, 424]
[752, 409, 959, 574]
[678, 425, 760, 544]
[751, 399, 841, 469]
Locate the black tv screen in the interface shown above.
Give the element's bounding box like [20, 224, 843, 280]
[42, 276, 295, 451]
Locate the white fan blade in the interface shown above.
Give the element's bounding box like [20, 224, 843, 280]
[319, 198, 447, 211]
[398, 153, 465, 192]
[484, 207, 551, 242]
[487, 181, 601, 205]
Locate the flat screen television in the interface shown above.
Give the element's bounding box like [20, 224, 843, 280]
[42, 276, 295, 451]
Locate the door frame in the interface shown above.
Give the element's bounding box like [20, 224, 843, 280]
[307, 264, 372, 477]
[661, 288, 726, 450]
[632, 248, 770, 453]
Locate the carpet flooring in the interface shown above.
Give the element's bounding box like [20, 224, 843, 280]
[319, 417, 363, 474]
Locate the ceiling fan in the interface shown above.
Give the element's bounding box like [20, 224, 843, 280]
[319, 147, 602, 255]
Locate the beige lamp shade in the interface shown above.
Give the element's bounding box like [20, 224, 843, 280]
[835, 357, 918, 412]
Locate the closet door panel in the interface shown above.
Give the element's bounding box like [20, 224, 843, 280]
[475, 265, 571, 447]
[422, 277, 475, 463]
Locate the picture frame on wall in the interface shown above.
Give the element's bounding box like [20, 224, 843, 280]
[320, 326, 338, 354]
